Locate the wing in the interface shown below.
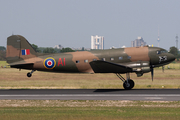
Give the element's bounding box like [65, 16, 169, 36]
[89, 60, 132, 73]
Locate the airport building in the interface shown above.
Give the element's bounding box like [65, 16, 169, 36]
[131, 37, 146, 47]
[91, 35, 104, 49]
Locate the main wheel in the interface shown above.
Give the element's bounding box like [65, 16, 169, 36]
[27, 72, 32, 77]
[123, 79, 135, 90]
[128, 79, 135, 89]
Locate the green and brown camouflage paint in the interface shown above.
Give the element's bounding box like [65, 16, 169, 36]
[6, 35, 175, 74]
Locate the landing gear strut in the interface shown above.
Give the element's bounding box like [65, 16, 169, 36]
[116, 73, 135, 90]
[27, 70, 36, 77]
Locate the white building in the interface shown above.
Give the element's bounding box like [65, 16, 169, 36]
[91, 35, 104, 49]
[54, 45, 63, 49]
[131, 37, 146, 47]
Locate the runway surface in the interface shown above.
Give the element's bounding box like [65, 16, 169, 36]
[0, 89, 180, 101]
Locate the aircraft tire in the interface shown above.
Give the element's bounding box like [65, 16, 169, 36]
[27, 72, 32, 77]
[123, 79, 134, 90]
[129, 79, 135, 89]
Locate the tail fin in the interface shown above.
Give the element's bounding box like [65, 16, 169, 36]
[6, 35, 37, 64]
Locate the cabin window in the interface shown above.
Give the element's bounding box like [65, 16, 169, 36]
[84, 60, 88, 63]
[110, 58, 114, 61]
[119, 57, 123, 60]
[127, 56, 131, 59]
[76, 60, 80, 63]
[102, 58, 106, 61]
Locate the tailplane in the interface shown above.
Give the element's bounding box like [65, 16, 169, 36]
[6, 35, 37, 64]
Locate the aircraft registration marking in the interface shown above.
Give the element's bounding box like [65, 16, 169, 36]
[58, 58, 66, 66]
[43, 57, 56, 69]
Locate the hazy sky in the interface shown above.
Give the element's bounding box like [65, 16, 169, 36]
[1, 0, 180, 50]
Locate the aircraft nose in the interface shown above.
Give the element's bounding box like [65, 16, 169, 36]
[167, 53, 175, 62]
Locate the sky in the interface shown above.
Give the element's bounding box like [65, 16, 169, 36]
[1, 0, 180, 50]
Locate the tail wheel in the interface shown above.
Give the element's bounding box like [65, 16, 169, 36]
[27, 72, 32, 77]
[123, 79, 135, 90]
[27, 70, 36, 77]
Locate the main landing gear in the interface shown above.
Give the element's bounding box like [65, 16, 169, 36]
[27, 70, 36, 77]
[116, 73, 135, 90]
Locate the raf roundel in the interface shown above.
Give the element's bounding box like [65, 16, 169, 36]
[43, 57, 56, 69]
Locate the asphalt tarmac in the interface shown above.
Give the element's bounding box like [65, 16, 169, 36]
[0, 89, 180, 101]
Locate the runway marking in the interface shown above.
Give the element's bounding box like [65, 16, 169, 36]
[145, 97, 163, 100]
[0, 94, 180, 97]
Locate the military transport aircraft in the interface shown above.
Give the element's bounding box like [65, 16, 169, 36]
[6, 35, 175, 90]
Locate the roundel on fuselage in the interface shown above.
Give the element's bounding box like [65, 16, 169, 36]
[43, 57, 56, 69]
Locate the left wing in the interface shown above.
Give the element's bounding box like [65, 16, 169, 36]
[89, 60, 132, 73]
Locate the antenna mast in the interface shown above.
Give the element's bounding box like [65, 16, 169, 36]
[176, 34, 178, 50]
[157, 26, 160, 47]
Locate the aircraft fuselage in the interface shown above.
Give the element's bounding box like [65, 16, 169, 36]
[10, 46, 175, 74]
[6, 35, 175, 89]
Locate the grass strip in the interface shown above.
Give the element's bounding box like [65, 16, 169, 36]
[0, 100, 180, 120]
[1, 68, 180, 89]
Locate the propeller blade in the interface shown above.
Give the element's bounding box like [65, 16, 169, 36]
[162, 66, 164, 73]
[150, 59, 154, 81]
[150, 67, 154, 81]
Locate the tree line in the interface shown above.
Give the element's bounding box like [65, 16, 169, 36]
[0, 45, 179, 61]
[31, 44, 75, 53]
[0, 46, 6, 60]
[169, 46, 180, 60]
[0, 44, 76, 61]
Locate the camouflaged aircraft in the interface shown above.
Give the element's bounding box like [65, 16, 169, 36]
[6, 35, 175, 89]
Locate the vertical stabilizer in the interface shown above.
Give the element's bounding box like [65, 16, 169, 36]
[6, 35, 37, 64]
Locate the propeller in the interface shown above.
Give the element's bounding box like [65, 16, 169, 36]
[150, 59, 154, 81]
[162, 66, 164, 73]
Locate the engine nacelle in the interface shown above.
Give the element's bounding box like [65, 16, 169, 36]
[121, 61, 151, 77]
[133, 67, 151, 77]
[133, 67, 151, 73]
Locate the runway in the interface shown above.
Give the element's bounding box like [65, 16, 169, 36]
[0, 89, 180, 101]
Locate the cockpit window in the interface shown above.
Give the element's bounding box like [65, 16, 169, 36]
[157, 51, 161, 54]
[157, 50, 168, 54]
[161, 50, 168, 53]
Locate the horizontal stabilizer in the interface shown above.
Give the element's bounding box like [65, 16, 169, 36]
[89, 60, 132, 73]
[10, 63, 34, 69]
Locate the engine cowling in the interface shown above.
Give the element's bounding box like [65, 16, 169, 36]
[133, 67, 151, 77]
[121, 61, 151, 77]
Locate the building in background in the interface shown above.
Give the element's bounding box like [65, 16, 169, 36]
[91, 35, 104, 49]
[54, 44, 63, 49]
[131, 37, 146, 47]
[72, 47, 91, 51]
